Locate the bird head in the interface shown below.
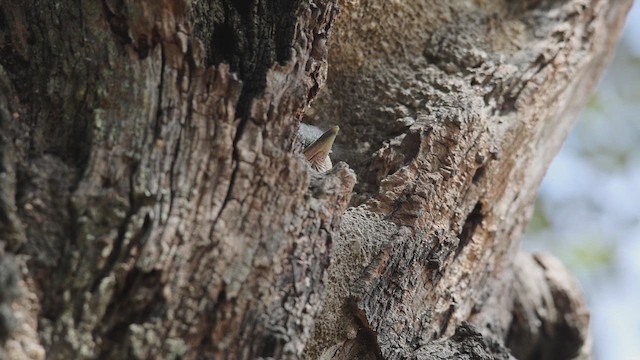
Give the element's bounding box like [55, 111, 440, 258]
[298, 124, 339, 172]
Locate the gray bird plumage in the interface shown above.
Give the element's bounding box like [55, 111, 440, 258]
[298, 123, 339, 172]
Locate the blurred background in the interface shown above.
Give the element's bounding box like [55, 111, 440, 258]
[523, 2, 640, 359]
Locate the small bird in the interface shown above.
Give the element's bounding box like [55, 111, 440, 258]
[298, 123, 339, 172]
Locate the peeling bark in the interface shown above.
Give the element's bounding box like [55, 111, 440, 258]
[0, 0, 631, 359]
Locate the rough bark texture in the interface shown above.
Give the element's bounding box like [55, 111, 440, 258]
[302, 1, 630, 359]
[0, 0, 631, 359]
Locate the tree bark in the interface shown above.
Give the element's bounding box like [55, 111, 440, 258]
[0, 0, 631, 359]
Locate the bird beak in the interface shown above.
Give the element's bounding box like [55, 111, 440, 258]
[303, 126, 339, 166]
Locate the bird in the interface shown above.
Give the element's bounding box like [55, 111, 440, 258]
[298, 123, 339, 172]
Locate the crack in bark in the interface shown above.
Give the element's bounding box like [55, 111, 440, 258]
[347, 299, 384, 360]
[455, 201, 484, 259]
[89, 160, 144, 294]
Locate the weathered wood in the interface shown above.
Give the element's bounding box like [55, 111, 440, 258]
[303, 0, 630, 359]
[1, 0, 353, 358]
[0, 0, 631, 359]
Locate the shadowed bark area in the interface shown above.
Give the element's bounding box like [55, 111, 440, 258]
[0, 0, 631, 359]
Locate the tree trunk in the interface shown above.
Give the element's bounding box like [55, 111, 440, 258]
[0, 0, 631, 359]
